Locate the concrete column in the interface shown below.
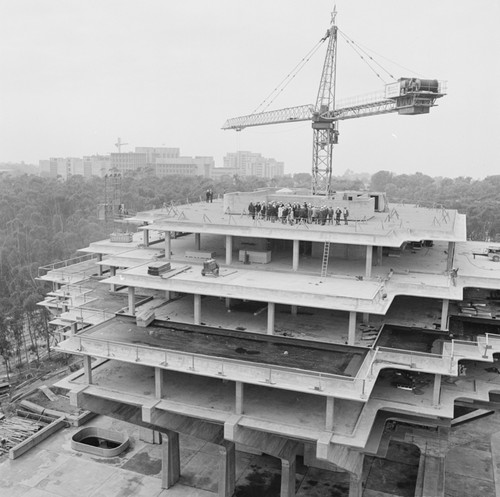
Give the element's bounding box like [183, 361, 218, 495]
[281, 458, 296, 497]
[194, 294, 201, 325]
[292, 239, 299, 271]
[128, 287, 136, 315]
[235, 381, 244, 415]
[267, 302, 275, 335]
[155, 367, 165, 399]
[349, 474, 362, 497]
[110, 266, 116, 292]
[291, 305, 297, 316]
[365, 245, 373, 279]
[165, 290, 170, 300]
[143, 229, 150, 247]
[441, 299, 449, 331]
[433, 374, 441, 406]
[446, 241, 455, 271]
[362, 313, 369, 324]
[83, 356, 92, 384]
[376, 246, 383, 266]
[161, 430, 180, 489]
[348, 311, 356, 345]
[325, 396, 335, 431]
[225, 235, 233, 265]
[195, 233, 201, 250]
[225, 298, 231, 311]
[165, 231, 171, 260]
[97, 253, 103, 276]
[218, 440, 236, 497]
[70, 322, 78, 337]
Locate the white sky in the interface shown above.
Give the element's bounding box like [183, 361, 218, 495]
[1, 0, 499, 179]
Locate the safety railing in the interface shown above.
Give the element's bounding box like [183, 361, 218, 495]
[59, 334, 369, 400]
[38, 253, 99, 278]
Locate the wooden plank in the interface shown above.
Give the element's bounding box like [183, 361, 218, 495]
[38, 385, 58, 402]
[9, 417, 66, 460]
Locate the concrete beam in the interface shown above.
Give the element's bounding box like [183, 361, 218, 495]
[161, 430, 180, 489]
[267, 302, 275, 335]
[225, 235, 233, 265]
[165, 231, 171, 260]
[292, 239, 299, 272]
[128, 286, 136, 315]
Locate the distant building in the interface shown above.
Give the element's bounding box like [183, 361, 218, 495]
[154, 156, 214, 178]
[110, 152, 148, 175]
[40, 157, 84, 180]
[83, 155, 111, 178]
[219, 151, 284, 178]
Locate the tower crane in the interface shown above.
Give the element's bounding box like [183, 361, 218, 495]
[222, 10, 445, 196]
[115, 137, 128, 153]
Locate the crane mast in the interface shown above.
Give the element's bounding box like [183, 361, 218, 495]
[312, 11, 338, 196]
[222, 10, 446, 196]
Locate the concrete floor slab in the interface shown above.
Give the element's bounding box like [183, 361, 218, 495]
[295, 467, 349, 496]
[121, 446, 163, 477]
[0, 449, 70, 489]
[36, 458, 117, 497]
[88, 470, 150, 497]
[178, 451, 220, 492]
[444, 473, 496, 497]
[16, 489, 59, 497]
[445, 446, 493, 481]
[157, 483, 216, 496]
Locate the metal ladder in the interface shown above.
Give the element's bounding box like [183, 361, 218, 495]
[320, 241, 330, 278]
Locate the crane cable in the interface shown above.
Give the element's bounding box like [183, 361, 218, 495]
[337, 29, 395, 85]
[251, 37, 327, 115]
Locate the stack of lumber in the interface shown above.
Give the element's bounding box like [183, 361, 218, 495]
[0, 415, 44, 455]
[360, 323, 379, 343]
[147, 261, 171, 276]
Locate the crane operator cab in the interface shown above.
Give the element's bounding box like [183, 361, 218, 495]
[201, 258, 220, 277]
[386, 78, 445, 115]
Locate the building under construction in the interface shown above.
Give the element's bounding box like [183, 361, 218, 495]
[35, 188, 500, 497]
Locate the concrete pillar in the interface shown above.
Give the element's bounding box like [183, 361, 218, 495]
[446, 241, 455, 271]
[433, 374, 441, 406]
[348, 311, 356, 345]
[70, 322, 78, 337]
[128, 287, 136, 315]
[195, 232, 201, 250]
[325, 396, 335, 431]
[376, 246, 383, 266]
[362, 313, 369, 324]
[194, 294, 201, 325]
[165, 290, 170, 300]
[161, 430, 180, 489]
[225, 298, 231, 311]
[267, 302, 275, 335]
[97, 253, 103, 276]
[110, 266, 116, 292]
[155, 367, 165, 399]
[349, 474, 362, 497]
[291, 305, 297, 316]
[292, 239, 299, 271]
[365, 245, 373, 279]
[165, 231, 171, 260]
[218, 440, 236, 497]
[235, 381, 244, 415]
[441, 299, 449, 331]
[281, 458, 297, 497]
[143, 229, 149, 247]
[225, 235, 233, 265]
[83, 356, 92, 384]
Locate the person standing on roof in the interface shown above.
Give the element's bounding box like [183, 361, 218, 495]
[335, 207, 342, 225]
[343, 207, 349, 225]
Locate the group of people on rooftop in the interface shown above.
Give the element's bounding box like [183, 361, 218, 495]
[247, 201, 349, 226]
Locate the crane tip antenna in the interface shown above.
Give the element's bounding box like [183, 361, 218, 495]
[331, 5, 337, 25]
